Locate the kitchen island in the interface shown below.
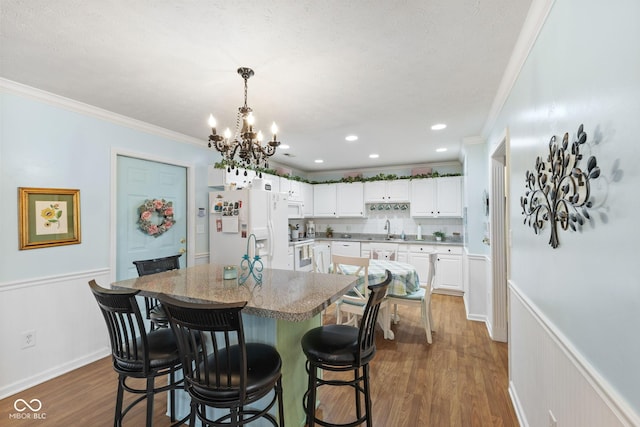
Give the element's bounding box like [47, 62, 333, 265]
[112, 262, 358, 427]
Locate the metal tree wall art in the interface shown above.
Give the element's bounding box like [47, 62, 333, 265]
[520, 124, 600, 248]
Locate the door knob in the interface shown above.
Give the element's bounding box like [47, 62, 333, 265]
[179, 248, 186, 254]
[180, 238, 186, 244]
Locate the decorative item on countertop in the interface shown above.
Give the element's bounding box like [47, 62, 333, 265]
[223, 265, 238, 280]
[289, 223, 300, 240]
[325, 226, 333, 238]
[520, 124, 600, 249]
[416, 224, 423, 240]
[138, 199, 175, 237]
[239, 233, 263, 285]
[433, 231, 445, 242]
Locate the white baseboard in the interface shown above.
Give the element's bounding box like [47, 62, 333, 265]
[0, 348, 110, 400]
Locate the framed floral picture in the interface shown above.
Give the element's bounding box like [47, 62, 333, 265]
[18, 187, 81, 250]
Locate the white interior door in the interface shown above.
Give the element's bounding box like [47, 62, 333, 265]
[116, 155, 187, 280]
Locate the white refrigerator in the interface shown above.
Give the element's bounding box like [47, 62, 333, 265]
[209, 189, 289, 270]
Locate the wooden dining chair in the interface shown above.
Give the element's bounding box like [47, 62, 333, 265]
[332, 255, 370, 327]
[332, 255, 392, 339]
[368, 242, 399, 261]
[386, 252, 436, 343]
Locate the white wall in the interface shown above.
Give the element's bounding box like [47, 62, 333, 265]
[0, 85, 216, 398]
[485, 0, 640, 422]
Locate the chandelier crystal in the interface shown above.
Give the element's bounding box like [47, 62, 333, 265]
[208, 67, 280, 177]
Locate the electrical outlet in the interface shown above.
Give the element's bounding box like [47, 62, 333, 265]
[21, 329, 36, 349]
[548, 410, 557, 427]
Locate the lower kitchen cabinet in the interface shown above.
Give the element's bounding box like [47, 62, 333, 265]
[407, 245, 435, 287]
[434, 245, 463, 294]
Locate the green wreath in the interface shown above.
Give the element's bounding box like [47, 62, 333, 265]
[138, 199, 175, 237]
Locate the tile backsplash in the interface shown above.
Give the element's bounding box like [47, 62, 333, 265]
[288, 210, 463, 239]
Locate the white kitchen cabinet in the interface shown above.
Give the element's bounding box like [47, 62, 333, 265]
[207, 166, 256, 188]
[434, 245, 463, 293]
[313, 184, 337, 217]
[435, 177, 462, 217]
[407, 244, 436, 287]
[331, 241, 361, 257]
[410, 177, 462, 217]
[360, 243, 370, 259]
[396, 244, 408, 263]
[336, 182, 364, 217]
[364, 180, 409, 203]
[301, 182, 314, 217]
[280, 177, 303, 202]
[286, 246, 294, 271]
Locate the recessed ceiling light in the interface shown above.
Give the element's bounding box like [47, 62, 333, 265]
[369, 154, 379, 159]
[431, 123, 447, 130]
[279, 144, 290, 149]
[436, 147, 447, 152]
[345, 135, 358, 142]
[314, 159, 324, 163]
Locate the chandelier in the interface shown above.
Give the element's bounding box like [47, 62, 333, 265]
[208, 67, 280, 177]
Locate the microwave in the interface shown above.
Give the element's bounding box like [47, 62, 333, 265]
[287, 201, 304, 219]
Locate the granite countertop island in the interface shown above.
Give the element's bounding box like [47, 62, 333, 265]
[111, 262, 357, 321]
[111, 262, 358, 426]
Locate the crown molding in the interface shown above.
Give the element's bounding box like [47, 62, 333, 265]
[0, 78, 207, 148]
[482, 0, 555, 137]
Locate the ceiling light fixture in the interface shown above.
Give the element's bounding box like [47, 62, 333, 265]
[208, 67, 280, 177]
[436, 148, 447, 152]
[431, 123, 447, 130]
[345, 135, 358, 142]
[314, 159, 324, 164]
[369, 154, 379, 159]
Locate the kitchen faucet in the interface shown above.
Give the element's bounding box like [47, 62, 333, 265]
[384, 219, 391, 239]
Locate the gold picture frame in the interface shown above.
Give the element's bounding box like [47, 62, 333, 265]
[19, 187, 81, 250]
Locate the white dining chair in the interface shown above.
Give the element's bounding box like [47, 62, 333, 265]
[368, 242, 399, 261]
[332, 255, 392, 338]
[386, 252, 436, 343]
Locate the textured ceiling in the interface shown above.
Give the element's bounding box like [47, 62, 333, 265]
[0, 0, 532, 172]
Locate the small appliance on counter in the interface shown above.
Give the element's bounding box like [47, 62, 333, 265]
[306, 221, 316, 238]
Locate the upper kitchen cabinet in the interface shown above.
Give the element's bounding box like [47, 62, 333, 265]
[280, 177, 303, 202]
[410, 176, 462, 217]
[364, 180, 409, 203]
[337, 182, 364, 217]
[301, 182, 314, 217]
[313, 183, 337, 217]
[207, 166, 256, 188]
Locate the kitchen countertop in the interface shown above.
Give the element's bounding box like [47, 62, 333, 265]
[111, 263, 357, 321]
[293, 233, 463, 246]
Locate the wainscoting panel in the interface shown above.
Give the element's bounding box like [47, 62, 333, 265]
[0, 269, 111, 399]
[509, 282, 639, 426]
[464, 251, 487, 322]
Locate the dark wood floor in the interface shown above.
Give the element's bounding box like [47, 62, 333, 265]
[0, 294, 518, 426]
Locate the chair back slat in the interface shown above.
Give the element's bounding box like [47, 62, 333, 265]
[332, 255, 370, 298]
[133, 254, 182, 276]
[369, 243, 399, 261]
[160, 296, 250, 404]
[89, 280, 151, 373]
[356, 270, 391, 364]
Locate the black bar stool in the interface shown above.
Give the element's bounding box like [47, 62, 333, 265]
[160, 295, 285, 427]
[133, 253, 182, 330]
[89, 280, 186, 427]
[301, 270, 391, 427]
